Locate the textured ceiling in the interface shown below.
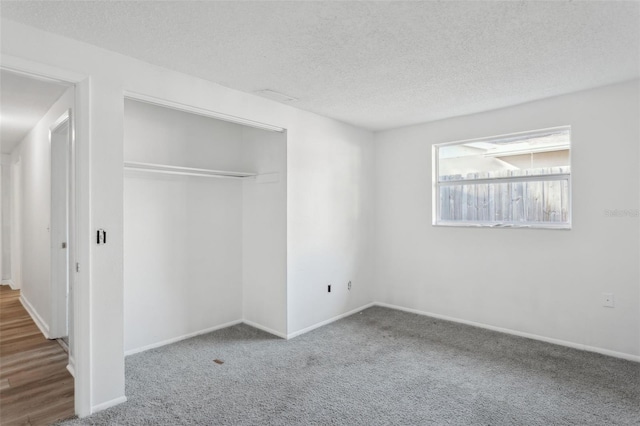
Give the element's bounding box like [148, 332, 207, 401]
[1, 1, 638, 131]
[0, 70, 70, 154]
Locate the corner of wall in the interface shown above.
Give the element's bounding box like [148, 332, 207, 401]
[19, 292, 50, 339]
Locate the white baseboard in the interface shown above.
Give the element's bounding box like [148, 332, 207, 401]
[374, 302, 640, 363]
[1, 279, 17, 289]
[123, 304, 376, 356]
[92, 396, 127, 414]
[124, 319, 243, 356]
[19, 294, 50, 339]
[67, 354, 75, 377]
[242, 319, 287, 339]
[286, 302, 376, 339]
[122, 301, 639, 363]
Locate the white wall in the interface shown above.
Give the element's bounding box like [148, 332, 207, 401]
[287, 116, 375, 334]
[1, 154, 12, 284]
[10, 87, 74, 336]
[10, 157, 21, 290]
[2, 18, 375, 412]
[374, 80, 640, 358]
[124, 100, 245, 353]
[241, 127, 287, 336]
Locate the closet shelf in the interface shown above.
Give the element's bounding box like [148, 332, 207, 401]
[124, 161, 257, 179]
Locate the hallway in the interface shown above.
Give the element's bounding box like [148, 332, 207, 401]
[0, 285, 74, 425]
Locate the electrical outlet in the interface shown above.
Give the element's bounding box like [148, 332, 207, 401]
[348, 281, 352, 291]
[602, 293, 615, 308]
[327, 284, 331, 293]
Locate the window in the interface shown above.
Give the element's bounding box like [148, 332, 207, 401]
[433, 126, 571, 229]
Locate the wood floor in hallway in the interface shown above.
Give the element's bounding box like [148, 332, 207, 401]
[0, 285, 74, 425]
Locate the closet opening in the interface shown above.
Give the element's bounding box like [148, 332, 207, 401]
[123, 97, 287, 366]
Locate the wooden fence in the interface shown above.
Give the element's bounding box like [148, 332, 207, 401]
[439, 167, 570, 223]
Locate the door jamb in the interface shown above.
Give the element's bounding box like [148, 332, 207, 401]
[49, 110, 71, 339]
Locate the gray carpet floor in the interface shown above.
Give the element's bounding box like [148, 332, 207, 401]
[61, 306, 640, 425]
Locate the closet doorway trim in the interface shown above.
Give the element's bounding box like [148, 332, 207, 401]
[123, 91, 286, 133]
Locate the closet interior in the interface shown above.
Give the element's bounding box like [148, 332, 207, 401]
[123, 99, 287, 354]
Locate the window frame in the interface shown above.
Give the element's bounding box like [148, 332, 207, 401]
[432, 126, 572, 230]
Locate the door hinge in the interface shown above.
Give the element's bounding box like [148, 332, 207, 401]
[62, 242, 67, 249]
[76, 262, 80, 273]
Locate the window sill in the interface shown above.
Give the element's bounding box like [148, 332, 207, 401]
[433, 221, 571, 230]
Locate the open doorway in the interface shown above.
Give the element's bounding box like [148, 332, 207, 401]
[0, 68, 76, 424]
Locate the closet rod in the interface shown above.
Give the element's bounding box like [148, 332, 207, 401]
[123, 161, 257, 179]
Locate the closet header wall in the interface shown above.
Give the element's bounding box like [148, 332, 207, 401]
[123, 99, 287, 354]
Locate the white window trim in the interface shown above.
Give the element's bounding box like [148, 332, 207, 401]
[432, 126, 572, 230]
